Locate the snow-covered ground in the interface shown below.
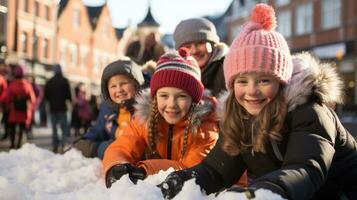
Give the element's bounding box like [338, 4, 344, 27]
[0, 144, 284, 200]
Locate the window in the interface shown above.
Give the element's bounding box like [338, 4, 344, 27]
[24, 0, 29, 12]
[295, 3, 313, 35]
[231, 0, 256, 19]
[34, 1, 40, 17]
[44, 5, 50, 20]
[72, 8, 81, 28]
[277, 10, 291, 37]
[230, 25, 242, 43]
[70, 44, 77, 66]
[102, 21, 109, 37]
[322, 0, 341, 29]
[0, 0, 8, 6]
[60, 43, 66, 67]
[93, 50, 100, 73]
[20, 32, 28, 53]
[275, 0, 290, 7]
[0, 12, 6, 43]
[80, 47, 88, 69]
[42, 38, 49, 59]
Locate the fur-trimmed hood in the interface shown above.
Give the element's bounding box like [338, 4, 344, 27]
[217, 52, 344, 117]
[134, 88, 216, 128]
[206, 42, 229, 66]
[285, 52, 344, 112]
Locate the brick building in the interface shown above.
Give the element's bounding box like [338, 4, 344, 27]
[5, 0, 58, 85]
[224, 0, 357, 109]
[57, 0, 118, 95]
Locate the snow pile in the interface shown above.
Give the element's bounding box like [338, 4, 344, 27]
[0, 144, 284, 200]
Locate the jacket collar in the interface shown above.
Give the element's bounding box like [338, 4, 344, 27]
[284, 52, 344, 112]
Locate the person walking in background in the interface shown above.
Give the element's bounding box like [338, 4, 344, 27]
[126, 32, 166, 65]
[158, 4, 357, 200]
[71, 82, 92, 137]
[44, 64, 72, 153]
[0, 59, 10, 140]
[7, 65, 36, 149]
[173, 17, 229, 97]
[73, 59, 145, 159]
[102, 48, 220, 188]
[26, 75, 43, 139]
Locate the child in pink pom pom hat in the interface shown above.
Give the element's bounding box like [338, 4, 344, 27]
[157, 3, 357, 200]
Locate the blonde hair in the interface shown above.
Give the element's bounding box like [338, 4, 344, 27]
[221, 88, 287, 155]
[146, 97, 197, 160]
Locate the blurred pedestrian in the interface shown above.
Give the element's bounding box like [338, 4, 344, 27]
[71, 82, 92, 137]
[7, 65, 36, 148]
[26, 75, 43, 138]
[44, 64, 72, 153]
[0, 59, 9, 140]
[126, 32, 166, 65]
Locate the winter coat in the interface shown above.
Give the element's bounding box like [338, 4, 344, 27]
[83, 100, 134, 159]
[7, 79, 36, 127]
[44, 73, 72, 112]
[0, 74, 7, 104]
[102, 89, 219, 176]
[201, 43, 228, 97]
[186, 53, 357, 199]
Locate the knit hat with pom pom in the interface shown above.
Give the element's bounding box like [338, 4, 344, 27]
[224, 3, 293, 89]
[150, 48, 204, 103]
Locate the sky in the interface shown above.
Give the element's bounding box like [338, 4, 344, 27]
[0, 144, 285, 200]
[81, 0, 233, 34]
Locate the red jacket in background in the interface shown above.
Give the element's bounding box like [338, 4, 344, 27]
[7, 79, 36, 127]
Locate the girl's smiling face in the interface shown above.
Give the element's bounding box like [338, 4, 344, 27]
[233, 72, 280, 116]
[156, 87, 193, 124]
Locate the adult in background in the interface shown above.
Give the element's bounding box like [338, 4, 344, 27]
[44, 64, 72, 153]
[173, 17, 229, 97]
[7, 65, 36, 148]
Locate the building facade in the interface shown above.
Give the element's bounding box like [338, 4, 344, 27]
[5, 0, 58, 84]
[57, 0, 118, 95]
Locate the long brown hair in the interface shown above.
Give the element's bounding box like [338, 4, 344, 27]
[221, 88, 287, 156]
[146, 97, 197, 159]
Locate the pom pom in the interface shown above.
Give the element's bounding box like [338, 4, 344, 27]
[178, 47, 190, 58]
[251, 3, 276, 31]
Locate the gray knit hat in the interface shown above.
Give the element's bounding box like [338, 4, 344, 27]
[173, 18, 220, 49]
[101, 59, 144, 104]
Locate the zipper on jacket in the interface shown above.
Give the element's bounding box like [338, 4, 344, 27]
[167, 124, 174, 160]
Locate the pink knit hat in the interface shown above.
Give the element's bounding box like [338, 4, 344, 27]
[150, 48, 204, 103]
[224, 3, 293, 90]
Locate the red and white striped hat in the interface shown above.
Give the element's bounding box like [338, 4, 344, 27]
[150, 48, 204, 103]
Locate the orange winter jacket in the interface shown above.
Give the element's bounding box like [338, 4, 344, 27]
[102, 90, 219, 176]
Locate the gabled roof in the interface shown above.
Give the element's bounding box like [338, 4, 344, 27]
[86, 5, 104, 30]
[138, 6, 159, 27]
[115, 27, 126, 39]
[58, 0, 69, 17]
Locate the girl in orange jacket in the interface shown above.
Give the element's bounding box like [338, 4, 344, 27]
[103, 48, 219, 188]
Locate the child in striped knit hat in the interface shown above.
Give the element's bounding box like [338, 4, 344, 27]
[102, 48, 220, 188]
[158, 3, 357, 200]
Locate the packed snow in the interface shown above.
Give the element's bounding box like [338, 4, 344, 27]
[0, 144, 284, 200]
